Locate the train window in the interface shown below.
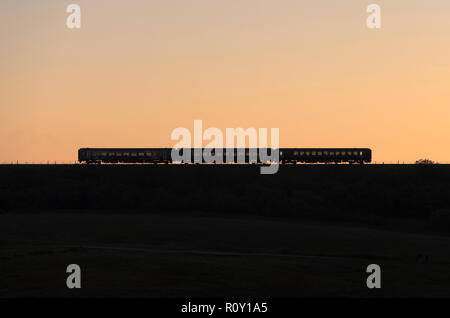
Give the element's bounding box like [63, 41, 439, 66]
[138, 152, 144, 156]
[108, 152, 115, 156]
[101, 152, 107, 156]
[294, 151, 298, 156]
[318, 152, 322, 156]
[335, 152, 340, 156]
[347, 151, 352, 156]
[341, 151, 345, 156]
[353, 151, 358, 156]
[330, 152, 334, 156]
[280, 151, 283, 156]
[131, 152, 137, 156]
[300, 152, 304, 156]
[146, 152, 152, 157]
[324, 151, 328, 155]
[312, 152, 316, 156]
[124, 152, 129, 156]
[306, 152, 310, 155]
[360, 151, 363, 156]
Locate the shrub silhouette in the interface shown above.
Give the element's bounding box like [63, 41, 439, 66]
[415, 159, 437, 165]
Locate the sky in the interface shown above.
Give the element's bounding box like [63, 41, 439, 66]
[1, 0, 450, 163]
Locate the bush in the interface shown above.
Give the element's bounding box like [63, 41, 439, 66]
[415, 159, 437, 165]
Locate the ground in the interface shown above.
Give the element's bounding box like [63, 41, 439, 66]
[2, 212, 450, 297]
[2, 164, 450, 297]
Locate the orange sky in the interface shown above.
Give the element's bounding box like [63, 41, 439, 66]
[1, 0, 450, 163]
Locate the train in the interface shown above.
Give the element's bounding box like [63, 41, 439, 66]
[78, 148, 372, 164]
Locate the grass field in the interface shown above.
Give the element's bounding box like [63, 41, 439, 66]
[2, 212, 450, 297]
[1, 164, 450, 222]
[2, 165, 450, 297]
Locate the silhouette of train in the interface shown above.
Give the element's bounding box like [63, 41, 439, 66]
[78, 148, 372, 164]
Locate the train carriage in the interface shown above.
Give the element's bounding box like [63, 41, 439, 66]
[78, 148, 371, 164]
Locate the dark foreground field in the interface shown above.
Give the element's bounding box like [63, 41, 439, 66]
[1, 164, 450, 297]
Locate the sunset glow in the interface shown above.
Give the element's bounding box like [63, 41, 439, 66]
[1, 0, 450, 163]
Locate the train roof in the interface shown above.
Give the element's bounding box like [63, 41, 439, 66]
[79, 147, 371, 151]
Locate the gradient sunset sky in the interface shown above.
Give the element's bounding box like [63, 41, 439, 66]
[1, 0, 450, 163]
